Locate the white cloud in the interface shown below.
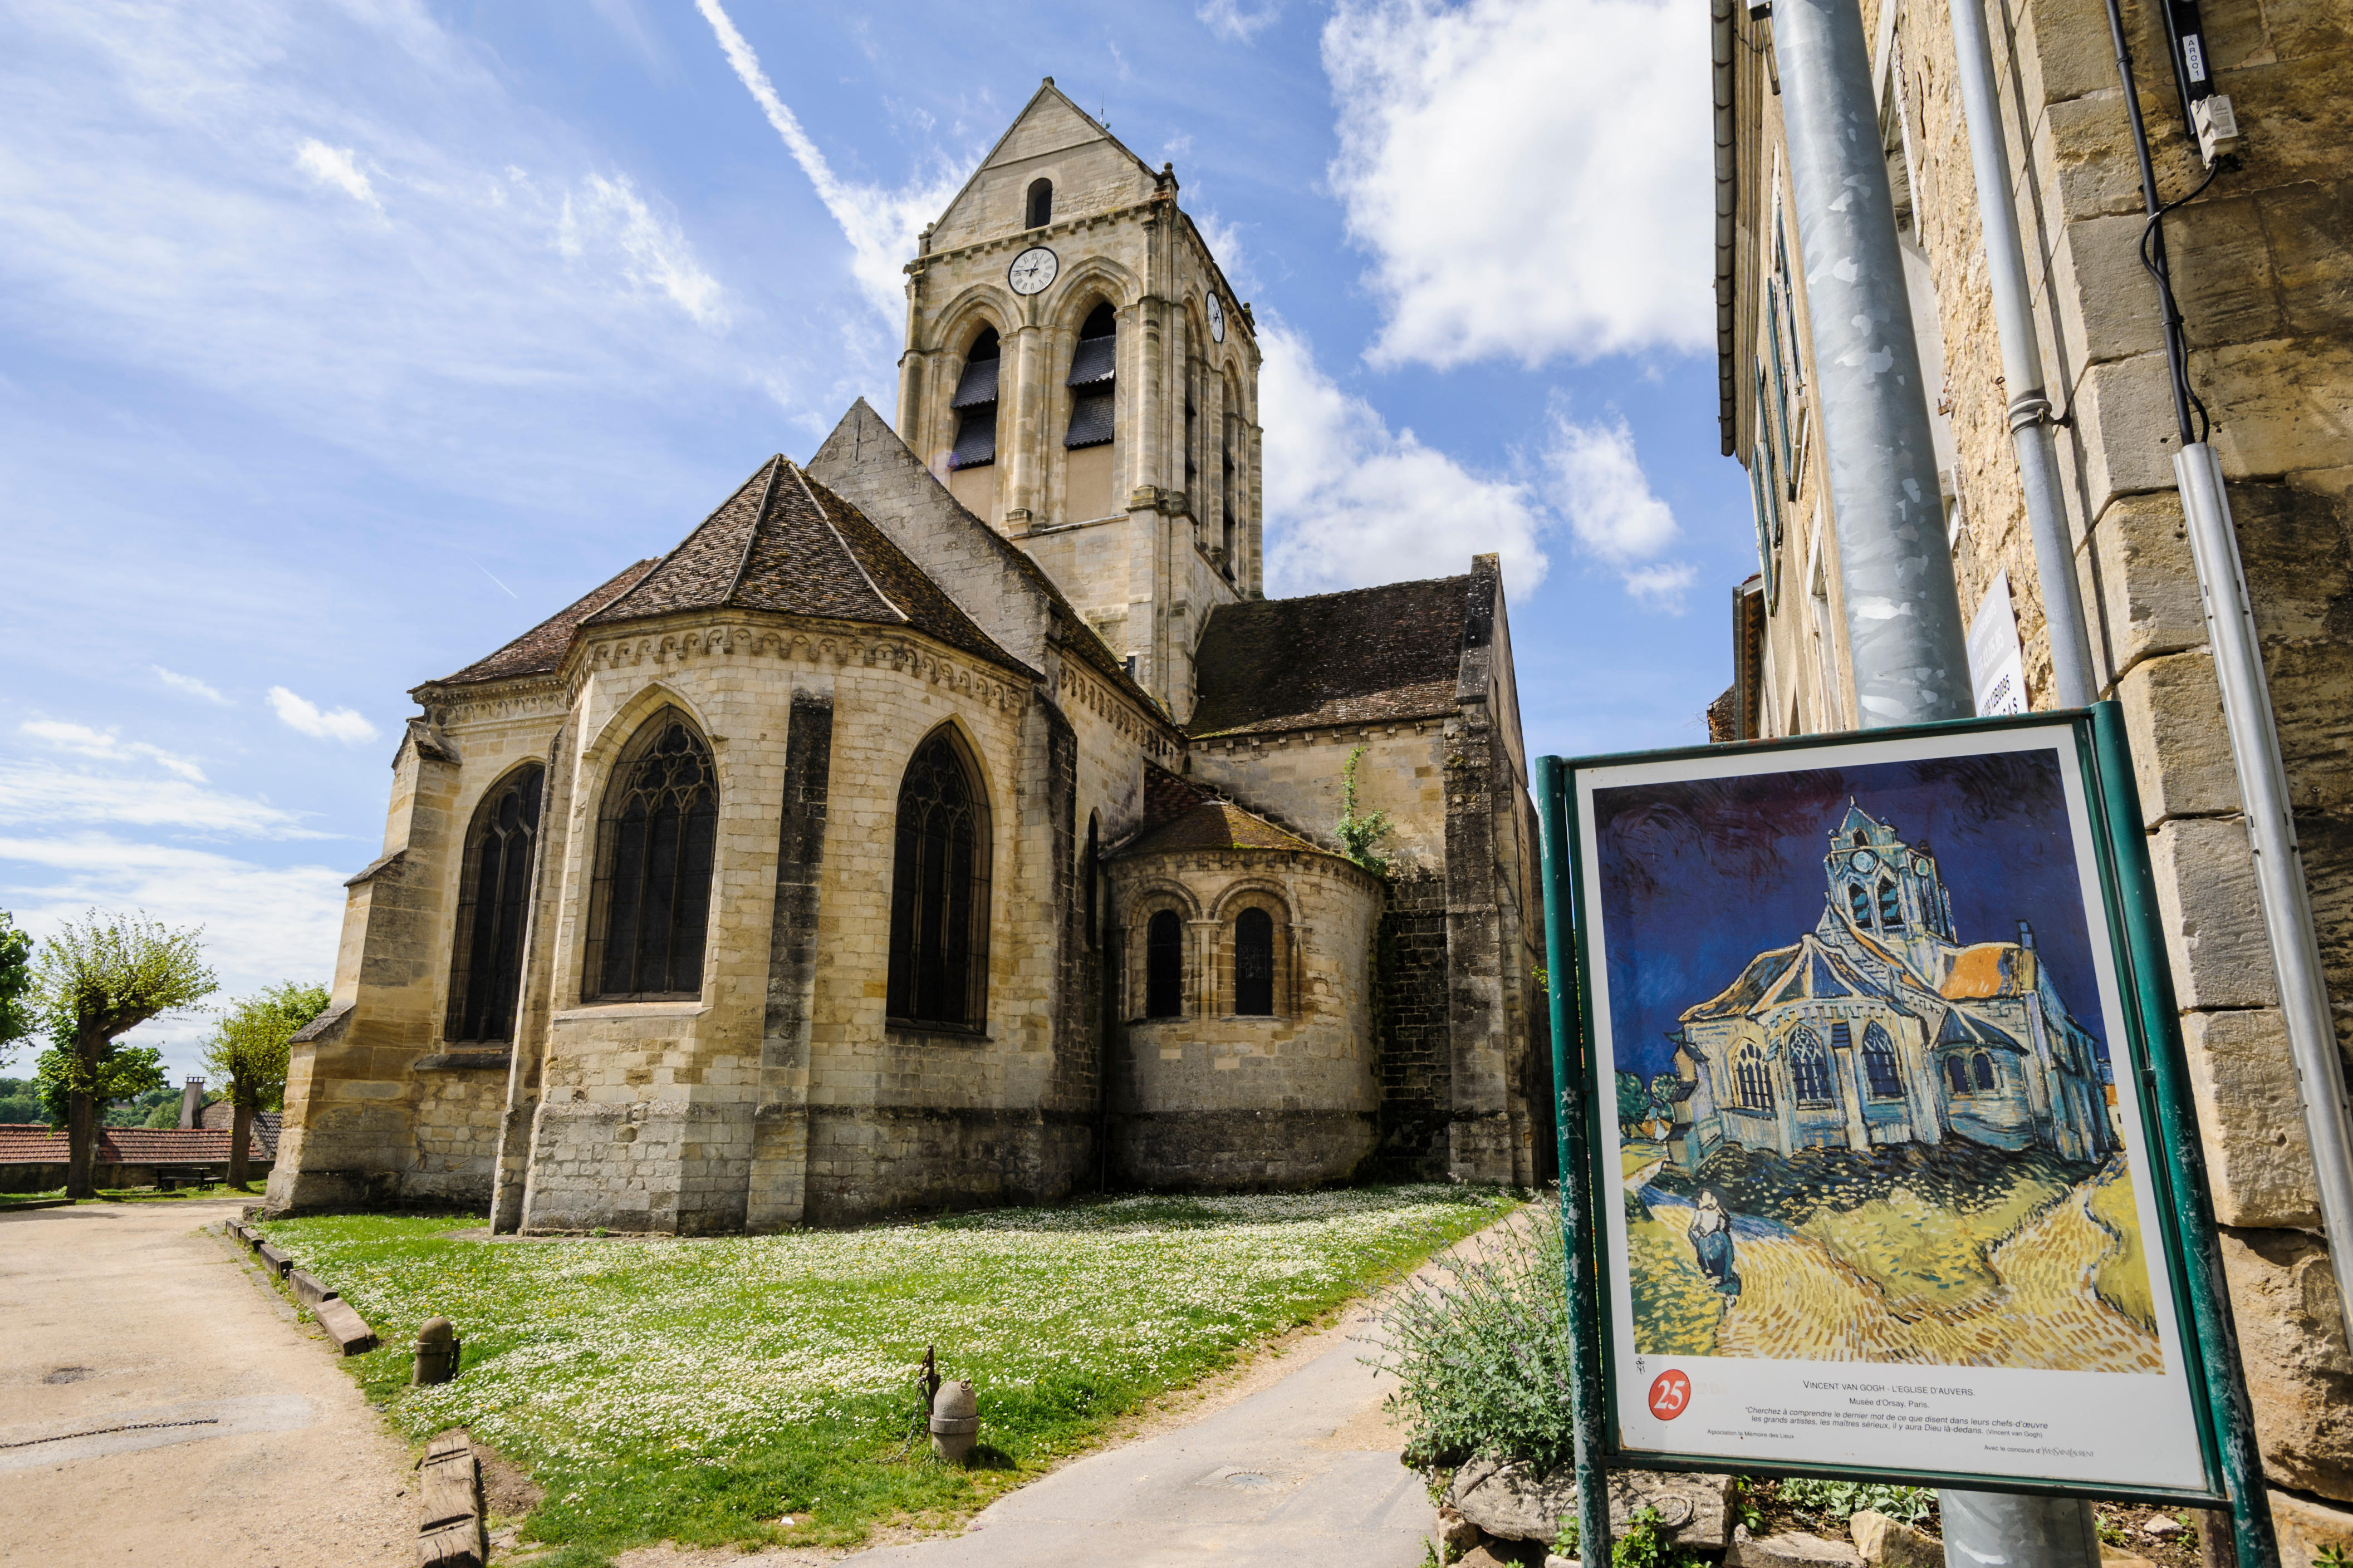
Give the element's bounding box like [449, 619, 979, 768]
[294, 137, 379, 209]
[694, 0, 967, 318]
[1323, 0, 1712, 370]
[1258, 321, 1549, 596]
[1543, 412, 1695, 610]
[20, 719, 206, 783]
[0, 759, 323, 838]
[1200, 0, 1285, 41]
[0, 834, 349, 1064]
[267, 686, 380, 745]
[560, 173, 727, 328]
[154, 665, 229, 704]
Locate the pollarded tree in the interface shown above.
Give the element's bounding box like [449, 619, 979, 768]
[37, 912, 217, 1198]
[203, 981, 329, 1187]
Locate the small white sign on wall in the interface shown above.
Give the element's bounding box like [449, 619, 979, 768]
[1969, 570, 2028, 716]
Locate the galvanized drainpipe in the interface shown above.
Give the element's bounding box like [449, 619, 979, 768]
[1773, 2, 2094, 1561]
[1714, 0, 1741, 459]
[1773, 0, 1971, 727]
[2100, 0, 2353, 1354]
[1947, 0, 2097, 707]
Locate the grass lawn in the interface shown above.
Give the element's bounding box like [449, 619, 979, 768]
[0, 1183, 262, 1208]
[256, 1184, 1516, 1566]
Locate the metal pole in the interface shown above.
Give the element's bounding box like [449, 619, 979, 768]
[2093, 701, 2283, 1568]
[2176, 443, 2353, 1341]
[1772, 0, 1971, 727]
[1536, 755, 1612, 1568]
[1771, 3, 2093, 1559]
[1947, 0, 2100, 707]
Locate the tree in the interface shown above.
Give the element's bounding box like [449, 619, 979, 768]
[203, 982, 328, 1187]
[1615, 1069, 1652, 1133]
[36, 1043, 166, 1129]
[0, 912, 33, 1070]
[36, 912, 216, 1198]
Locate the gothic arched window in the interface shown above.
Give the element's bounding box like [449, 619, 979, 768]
[1876, 876, 1903, 927]
[949, 326, 1001, 474]
[1946, 1055, 1972, 1094]
[1787, 1026, 1834, 1106]
[1862, 1021, 1904, 1100]
[1736, 1042, 1773, 1112]
[586, 711, 717, 1000]
[1145, 910, 1183, 1018]
[1973, 1051, 1998, 1092]
[887, 729, 993, 1029]
[1025, 178, 1053, 229]
[1847, 882, 1872, 926]
[1234, 907, 1274, 1016]
[446, 763, 543, 1041]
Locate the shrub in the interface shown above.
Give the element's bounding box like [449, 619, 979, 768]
[1773, 1478, 1934, 1526]
[1375, 1213, 1576, 1472]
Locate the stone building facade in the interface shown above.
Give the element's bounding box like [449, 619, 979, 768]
[267, 85, 1547, 1236]
[1713, 0, 2351, 1547]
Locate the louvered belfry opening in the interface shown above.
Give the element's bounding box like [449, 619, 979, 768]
[1233, 907, 1274, 1016]
[949, 326, 1001, 473]
[1145, 910, 1183, 1019]
[586, 710, 718, 1000]
[1065, 302, 1116, 450]
[446, 763, 545, 1041]
[1024, 177, 1052, 229]
[888, 728, 993, 1030]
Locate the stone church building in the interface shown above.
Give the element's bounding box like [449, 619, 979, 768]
[267, 83, 1549, 1232]
[1669, 804, 2114, 1171]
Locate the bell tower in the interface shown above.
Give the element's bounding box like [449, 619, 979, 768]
[896, 78, 1262, 721]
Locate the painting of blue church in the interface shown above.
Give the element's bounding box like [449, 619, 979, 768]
[1665, 803, 2117, 1169]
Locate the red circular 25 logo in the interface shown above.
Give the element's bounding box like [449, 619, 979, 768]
[1647, 1369, 1692, 1421]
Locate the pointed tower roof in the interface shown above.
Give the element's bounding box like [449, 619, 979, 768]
[928, 80, 1161, 251]
[577, 455, 1028, 672]
[1836, 799, 1890, 839]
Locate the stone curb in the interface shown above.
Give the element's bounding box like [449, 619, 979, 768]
[226, 1222, 379, 1354]
[416, 1430, 484, 1568]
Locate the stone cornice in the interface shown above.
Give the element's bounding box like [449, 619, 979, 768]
[563, 611, 1033, 714]
[410, 676, 570, 729]
[1056, 658, 1179, 763]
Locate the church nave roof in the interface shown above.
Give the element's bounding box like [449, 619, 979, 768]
[1680, 931, 1911, 1024]
[1187, 574, 1472, 738]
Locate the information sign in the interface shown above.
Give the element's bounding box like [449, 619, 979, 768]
[1542, 712, 2234, 1503]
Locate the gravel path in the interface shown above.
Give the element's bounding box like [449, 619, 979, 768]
[0, 1198, 415, 1566]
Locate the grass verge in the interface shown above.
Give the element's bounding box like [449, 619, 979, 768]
[257, 1183, 1515, 1566]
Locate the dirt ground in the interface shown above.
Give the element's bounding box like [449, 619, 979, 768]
[0, 1198, 416, 1566]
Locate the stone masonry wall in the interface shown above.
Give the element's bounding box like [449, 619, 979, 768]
[1372, 872, 1452, 1179]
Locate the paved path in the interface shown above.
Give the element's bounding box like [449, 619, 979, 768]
[0, 1198, 414, 1566]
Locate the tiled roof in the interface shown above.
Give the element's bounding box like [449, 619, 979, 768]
[582, 457, 1028, 674]
[1682, 933, 1913, 1024]
[1189, 576, 1469, 737]
[0, 1125, 273, 1166]
[435, 559, 660, 687]
[1119, 799, 1329, 859]
[197, 1104, 283, 1154]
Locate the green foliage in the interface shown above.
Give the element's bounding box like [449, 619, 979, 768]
[1375, 1215, 1577, 1472]
[35, 1043, 165, 1125]
[2312, 1542, 2350, 1568]
[1335, 747, 1394, 876]
[204, 981, 329, 1112]
[1774, 1477, 1934, 1527]
[119, 1084, 184, 1127]
[0, 912, 33, 1069]
[1556, 1505, 1699, 1568]
[36, 910, 217, 1054]
[0, 1075, 44, 1125]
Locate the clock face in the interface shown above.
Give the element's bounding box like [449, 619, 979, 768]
[1008, 245, 1059, 296]
[1912, 853, 1933, 874]
[1207, 291, 1225, 342]
[1850, 849, 1879, 873]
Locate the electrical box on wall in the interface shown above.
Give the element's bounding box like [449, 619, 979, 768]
[2193, 95, 2241, 163]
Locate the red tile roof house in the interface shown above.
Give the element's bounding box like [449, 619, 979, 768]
[0, 1124, 276, 1193]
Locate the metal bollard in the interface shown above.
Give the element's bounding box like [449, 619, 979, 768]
[413, 1315, 462, 1385]
[929, 1379, 978, 1464]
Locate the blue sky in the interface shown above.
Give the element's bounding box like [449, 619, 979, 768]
[1, 0, 1754, 1080]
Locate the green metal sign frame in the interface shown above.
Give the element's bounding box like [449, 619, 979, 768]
[1533, 706, 2277, 1568]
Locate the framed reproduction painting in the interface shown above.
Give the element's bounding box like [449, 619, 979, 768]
[1547, 712, 2231, 1503]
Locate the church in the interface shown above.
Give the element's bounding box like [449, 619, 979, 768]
[1664, 803, 2115, 1171]
[266, 83, 1550, 1232]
